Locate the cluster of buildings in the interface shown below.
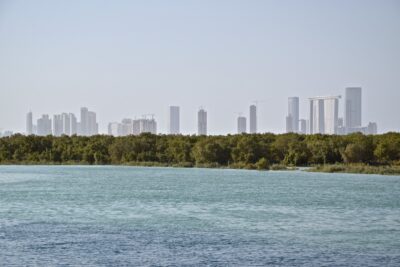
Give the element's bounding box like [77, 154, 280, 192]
[108, 106, 208, 136]
[236, 105, 257, 134]
[26, 107, 98, 136]
[107, 116, 157, 136]
[286, 87, 377, 135]
[20, 87, 378, 137]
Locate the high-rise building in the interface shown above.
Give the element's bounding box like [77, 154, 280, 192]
[140, 118, 157, 134]
[198, 108, 207, 135]
[345, 87, 362, 129]
[87, 111, 98, 136]
[69, 113, 77, 135]
[26, 111, 33, 135]
[80, 107, 89, 136]
[237, 116, 247, 134]
[53, 114, 63, 136]
[37, 114, 52, 136]
[286, 97, 299, 133]
[169, 106, 180, 134]
[309, 96, 340, 135]
[108, 122, 122, 136]
[61, 113, 70, 135]
[249, 105, 257, 134]
[121, 119, 133, 136]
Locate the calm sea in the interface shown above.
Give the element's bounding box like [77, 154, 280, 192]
[0, 166, 399, 266]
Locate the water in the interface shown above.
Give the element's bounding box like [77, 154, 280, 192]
[0, 166, 399, 266]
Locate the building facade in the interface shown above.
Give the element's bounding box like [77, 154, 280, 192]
[198, 108, 207, 135]
[237, 116, 247, 134]
[169, 106, 180, 134]
[249, 105, 257, 134]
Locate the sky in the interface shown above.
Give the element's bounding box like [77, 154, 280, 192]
[0, 0, 399, 135]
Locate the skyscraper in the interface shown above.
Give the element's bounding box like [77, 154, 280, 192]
[62, 113, 70, 135]
[53, 114, 63, 136]
[80, 107, 89, 136]
[37, 114, 52, 136]
[198, 108, 207, 135]
[345, 87, 362, 129]
[249, 105, 257, 134]
[169, 106, 180, 134]
[237, 116, 247, 134]
[87, 111, 98, 136]
[286, 97, 299, 133]
[309, 96, 340, 135]
[69, 113, 77, 135]
[26, 111, 33, 135]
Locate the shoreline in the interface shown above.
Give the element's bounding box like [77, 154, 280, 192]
[1, 162, 400, 176]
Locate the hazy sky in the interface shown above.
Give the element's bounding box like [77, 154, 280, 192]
[0, 0, 399, 135]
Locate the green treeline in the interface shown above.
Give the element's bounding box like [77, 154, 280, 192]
[1, 132, 400, 169]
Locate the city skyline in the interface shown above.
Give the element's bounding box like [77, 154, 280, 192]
[1, 1, 399, 134]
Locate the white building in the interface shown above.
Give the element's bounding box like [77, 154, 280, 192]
[53, 114, 64, 136]
[237, 116, 247, 134]
[37, 114, 52, 136]
[286, 97, 299, 133]
[309, 96, 340, 135]
[249, 105, 257, 134]
[26, 111, 33, 135]
[169, 106, 180, 134]
[108, 122, 122, 136]
[198, 108, 207, 135]
[345, 87, 362, 129]
[69, 113, 77, 135]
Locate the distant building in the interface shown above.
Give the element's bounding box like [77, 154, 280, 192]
[299, 119, 307, 134]
[367, 122, 378, 134]
[69, 113, 77, 135]
[140, 118, 157, 134]
[108, 122, 122, 136]
[237, 116, 247, 134]
[61, 113, 70, 135]
[286, 97, 299, 133]
[198, 108, 207, 135]
[87, 111, 98, 136]
[37, 114, 52, 136]
[80, 107, 89, 136]
[26, 112, 33, 135]
[249, 105, 257, 134]
[53, 114, 63, 136]
[121, 118, 133, 136]
[309, 96, 340, 135]
[345, 87, 362, 129]
[169, 106, 180, 134]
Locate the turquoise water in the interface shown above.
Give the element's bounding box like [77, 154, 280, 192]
[0, 166, 399, 266]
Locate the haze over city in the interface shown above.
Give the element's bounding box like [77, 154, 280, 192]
[1, 0, 399, 135]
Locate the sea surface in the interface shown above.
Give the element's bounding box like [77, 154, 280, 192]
[0, 166, 399, 266]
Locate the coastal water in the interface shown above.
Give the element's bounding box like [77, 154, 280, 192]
[0, 166, 399, 266]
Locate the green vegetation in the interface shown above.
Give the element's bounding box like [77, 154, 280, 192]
[0, 132, 400, 174]
[308, 164, 400, 175]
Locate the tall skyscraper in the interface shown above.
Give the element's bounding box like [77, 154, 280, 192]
[37, 114, 52, 136]
[61, 113, 70, 135]
[169, 106, 180, 134]
[249, 105, 257, 134]
[69, 113, 77, 135]
[345, 87, 362, 129]
[26, 111, 33, 135]
[140, 118, 157, 134]
[53, 114, 63, 136]
[198, 108, 207, 135]
[80, 107, 89, 136]
[309, 96, 340, 135]
[237, 116, 247, 134]
[286, 97, 299, 133]
[87, 111, 98, 136]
